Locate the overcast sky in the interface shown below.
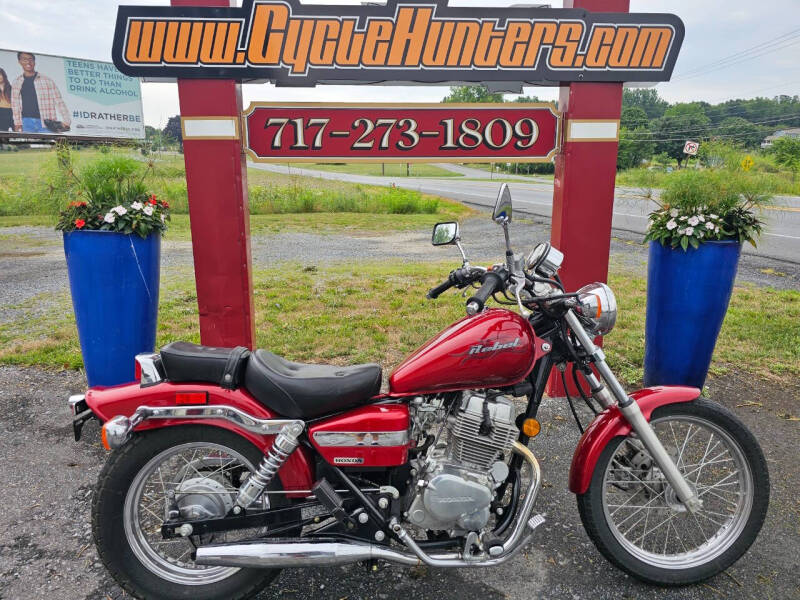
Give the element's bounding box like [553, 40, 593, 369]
[0, 0, 798, 127]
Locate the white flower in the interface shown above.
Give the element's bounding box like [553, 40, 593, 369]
[697, 229, 704, 238]
[143, 205, 154, 216]
[131, 201, 143, 211]
[688, 216, 700, 226]
[103, 212, 115, 224]
[669, 208, 679, 218]
[714, 225, 720, 233]
[698, 215, 705, 222]
[679, 216, 688, 221]
[684, 226, 694, 235]
[112, 205, 127, 216]
[676, 228, 685, 235]
[709, 214, 719, 220]
[160, 213, 166, 223]
[666, 219, 678, 230]
[705, 221, 715, 229]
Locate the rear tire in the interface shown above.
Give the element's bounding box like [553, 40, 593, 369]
[92, 426, 286, 600]
[577, 399, 769, 586]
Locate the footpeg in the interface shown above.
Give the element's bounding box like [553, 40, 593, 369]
[527, 514, 546, 530]
[312, 478, 351, 526]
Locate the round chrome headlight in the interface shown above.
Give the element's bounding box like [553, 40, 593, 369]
[576, 283, 617, 335]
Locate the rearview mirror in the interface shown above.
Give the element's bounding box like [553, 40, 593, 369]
[431, 222, 459, 246]
[493, 183, 512, 224]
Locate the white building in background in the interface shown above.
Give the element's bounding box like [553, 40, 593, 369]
[761, 127, 800, 148]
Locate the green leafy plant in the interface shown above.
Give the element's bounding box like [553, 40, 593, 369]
[644, 170, 767, 250]
[55, 152, 170, 238]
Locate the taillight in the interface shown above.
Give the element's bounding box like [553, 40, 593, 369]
[134, 360, 142, 381]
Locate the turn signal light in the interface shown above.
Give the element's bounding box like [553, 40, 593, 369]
[522, 418, 541, 438]
[101, 423, 111, 451]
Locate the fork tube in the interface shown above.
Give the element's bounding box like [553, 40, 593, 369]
[564, 311, 701, 512]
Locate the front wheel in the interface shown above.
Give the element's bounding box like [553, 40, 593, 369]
[577, 398, 769, 586]
[92, 426, 287, 600]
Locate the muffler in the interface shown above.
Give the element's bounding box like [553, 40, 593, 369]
[195, 539, 421, 568]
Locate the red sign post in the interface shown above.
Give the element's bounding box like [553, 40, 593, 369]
[171, 0, 255, 349]
[243, 103, 560, 163]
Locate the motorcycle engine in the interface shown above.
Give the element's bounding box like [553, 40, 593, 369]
[406, 393, 519, 534]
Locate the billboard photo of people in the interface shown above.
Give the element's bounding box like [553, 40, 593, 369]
[0, 49, 144, 139]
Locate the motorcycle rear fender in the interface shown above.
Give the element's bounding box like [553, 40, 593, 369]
[568, 386, 700, 495]
[85, 381, 314, 498]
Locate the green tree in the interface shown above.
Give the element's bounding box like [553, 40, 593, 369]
[617, 127, 655, 170]
[715, 117, 763, 148]
[513, 94, 542, 103]
[163, 115, 183, 142]
[651, 103, 710, 168]
[621, 106, 649, 130]
[622, 88, 668, 119]
[771, 136, 800, 180]
[443, 85, 503, 103]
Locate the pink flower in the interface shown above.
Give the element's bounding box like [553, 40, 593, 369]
[74, 219, 85, 229]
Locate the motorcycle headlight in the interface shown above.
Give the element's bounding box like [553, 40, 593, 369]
[576, 283, 617, 335]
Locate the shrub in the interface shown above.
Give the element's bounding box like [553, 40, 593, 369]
[645, 170, 768, 250]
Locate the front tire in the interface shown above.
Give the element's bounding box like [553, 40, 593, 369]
[577, 398, 769, 586]
[92, 426, 285, 600]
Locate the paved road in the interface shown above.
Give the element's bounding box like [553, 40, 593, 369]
[250, 162, 800, 264]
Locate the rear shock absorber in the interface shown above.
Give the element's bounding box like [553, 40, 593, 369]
[234, 421, 304, 510]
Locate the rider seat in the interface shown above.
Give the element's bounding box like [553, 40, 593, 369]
[159, 342, 382, 420]
[244, 350, 382, 419]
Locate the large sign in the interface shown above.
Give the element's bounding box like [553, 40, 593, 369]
[242, 103, 560, 163]
[112, 0, 684, 85]
[0, 49, 144, 139]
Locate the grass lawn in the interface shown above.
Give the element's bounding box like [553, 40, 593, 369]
[1, 261, 797, 387]
[286, 162, 461, 178]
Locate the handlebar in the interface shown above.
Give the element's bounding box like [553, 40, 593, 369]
[466, 271, 505, 315]
[426, 278, 456, 299]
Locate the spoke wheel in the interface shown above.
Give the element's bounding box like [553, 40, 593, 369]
[93, 426, 289, 600]
[124, 441, 264, 585]
[577, 399, 769, 586]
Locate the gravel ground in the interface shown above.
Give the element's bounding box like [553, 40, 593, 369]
[0, 366, 797, 600]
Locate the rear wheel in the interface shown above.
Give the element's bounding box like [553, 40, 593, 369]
[93, 426, 287, 600]
[577, 399, 769, 585]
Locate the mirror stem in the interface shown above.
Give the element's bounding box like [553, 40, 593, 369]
[501, 223, 514, 271]
[455, 239, 469, 267]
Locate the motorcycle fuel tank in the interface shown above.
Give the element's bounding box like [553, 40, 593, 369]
[389, 308, 542, 395]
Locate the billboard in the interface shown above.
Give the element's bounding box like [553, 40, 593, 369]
[0, 49, 144, 139]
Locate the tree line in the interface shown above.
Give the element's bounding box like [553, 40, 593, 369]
[442, 85, 800, 171]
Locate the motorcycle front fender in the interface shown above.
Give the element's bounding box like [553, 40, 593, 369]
[85, 381, 315, 497]
[568, 386, 700, 495]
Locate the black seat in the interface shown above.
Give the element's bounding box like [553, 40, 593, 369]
[160, 342, 250, 389]
[244, 350, 382, 419]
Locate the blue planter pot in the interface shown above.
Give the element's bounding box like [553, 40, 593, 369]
[63, 231, 161, 387]
[644, 240, 741, 389]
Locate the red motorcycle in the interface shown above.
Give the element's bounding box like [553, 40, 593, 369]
[71, 185, 768, 600]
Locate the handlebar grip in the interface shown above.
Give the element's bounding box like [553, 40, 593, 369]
[427, 278, 455, 299]
[466, 271, 504, 313]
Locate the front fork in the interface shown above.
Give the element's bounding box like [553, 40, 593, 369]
[564, 311, 702, 513]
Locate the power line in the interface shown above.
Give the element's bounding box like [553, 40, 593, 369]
[672, 28, 800, 81]
[674, 27, 800, 78]
[624, 114, 800, 138]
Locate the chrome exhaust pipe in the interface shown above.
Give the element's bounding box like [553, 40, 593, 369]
[195, 540, 422, 568]
[197, 441, 544, 570]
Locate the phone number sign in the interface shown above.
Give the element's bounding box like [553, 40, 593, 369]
[243, 103, 560, 163]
